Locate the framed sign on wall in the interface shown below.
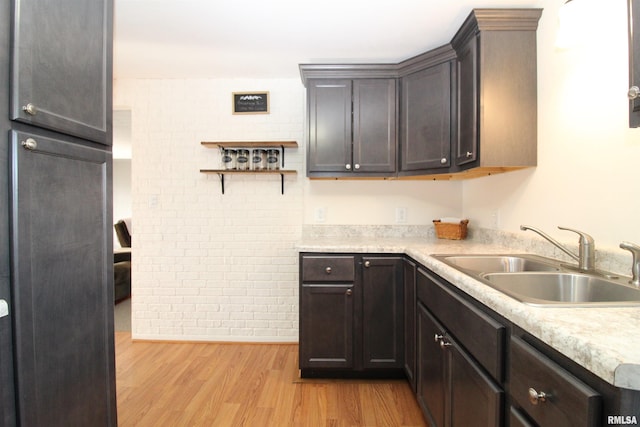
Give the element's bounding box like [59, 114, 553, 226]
[232, 92, 270, 114]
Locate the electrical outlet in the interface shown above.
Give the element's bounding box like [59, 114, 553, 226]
[148, 194, 159, 209]
[314, 207, 326, 223]
[490, 210, 500, 229]
[395, 207, 408, 224]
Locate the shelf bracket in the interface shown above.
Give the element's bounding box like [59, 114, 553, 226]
[218, 173, 225, 194]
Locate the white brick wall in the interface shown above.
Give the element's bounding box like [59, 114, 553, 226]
[115, 78, 305, 341]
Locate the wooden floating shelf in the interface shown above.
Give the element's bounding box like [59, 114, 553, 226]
[200, 141, 298, 194]
[201, 141, 298, 148]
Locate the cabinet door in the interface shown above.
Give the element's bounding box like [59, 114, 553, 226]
[449, 340, 503, 427]
[629, 0, 640, 127]
[403, 259, 417, 392]
[362, 257, 403, 369]
[10, 131, 116, 426]
[400, 62, 452, 172]
[299, 284, 354, 370]
[11, 0, 112, 144]
[455, 35, 479, 166]
[307, 80, 352, 174]
[353, 79, 397, 173]
[417, 302, 446, 427]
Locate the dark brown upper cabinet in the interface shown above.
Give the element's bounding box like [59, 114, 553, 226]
[451, 9, 542, 175]
[300, 8, 542, 181]
[306, 77, 397, 177]
[398, 46, 456, 176]
[629, 0, 640, 127]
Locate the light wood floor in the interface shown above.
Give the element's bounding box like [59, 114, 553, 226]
[115, 332, 427, 426]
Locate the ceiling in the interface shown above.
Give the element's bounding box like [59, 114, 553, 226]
[113, 0, 545, 80]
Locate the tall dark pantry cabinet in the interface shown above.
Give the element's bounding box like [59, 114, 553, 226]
[0, 1, 117, 426]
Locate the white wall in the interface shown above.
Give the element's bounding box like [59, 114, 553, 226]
[463, 0, 640, 253]
[114, 0, 639, 341]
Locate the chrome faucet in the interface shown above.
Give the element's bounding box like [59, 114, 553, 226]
[520, 225, 596, 272]
[619, 242, 640, 287]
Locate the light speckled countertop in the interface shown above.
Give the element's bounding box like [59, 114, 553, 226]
[297, 236, 640, 391]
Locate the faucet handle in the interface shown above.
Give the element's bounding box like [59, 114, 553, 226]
[557, 226, 595, 244]
[558, 226, 596, 271]
[620, 241, 640, 286]
[620, 241, 640, 253]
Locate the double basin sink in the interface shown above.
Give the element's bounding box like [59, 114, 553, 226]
[433, 254, 640, 307]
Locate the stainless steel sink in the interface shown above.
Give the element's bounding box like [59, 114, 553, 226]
[481, 272, 640, 307]
[435, 254, 560, 274]
[433, 253, 640, 307]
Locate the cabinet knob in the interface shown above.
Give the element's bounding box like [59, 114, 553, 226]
[22, 103, 38, 116]
[528, 388, 549, 405]
[364, 261, 371, 268]
[440, 158, 447, 164]
[345, 164, 351, 170]
[466, 151, 473, 158]
[434, 333, 444, 343]
[629, 86, 640, 100]
[354, 164, 360, 170]
[439, 339, 452, 349]
[345, 289, 352, 296]
[21, 138, 37, 151]
[325, 266, 332, 274]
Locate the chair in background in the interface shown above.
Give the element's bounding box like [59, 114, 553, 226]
[113, 218, 132, 303]
[114, 219, 132, 248]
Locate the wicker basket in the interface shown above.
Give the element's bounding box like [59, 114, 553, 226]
[433, 219, 469, 240]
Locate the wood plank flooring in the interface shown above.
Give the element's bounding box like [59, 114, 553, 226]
[115, 332, 427, 426]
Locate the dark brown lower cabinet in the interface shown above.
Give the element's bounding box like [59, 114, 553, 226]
[299, 254, 403, 376]
[416, 265, 504, 427]
[417, 301, 503, 427]
[417, 302, 446, 426]
[449, 337, 503, 427]
[403, 259, 417, 392]
[361, 256, 403, 369]
[299, 284, 354, 370]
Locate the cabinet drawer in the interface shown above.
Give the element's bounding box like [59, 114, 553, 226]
[302, 255, 355, 282]
[417, 268, 505, 382]
[510, 336, 601, 427]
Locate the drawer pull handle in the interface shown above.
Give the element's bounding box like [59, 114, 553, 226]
[528, 388, 549, 405]
[325, 267, 332, 274]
